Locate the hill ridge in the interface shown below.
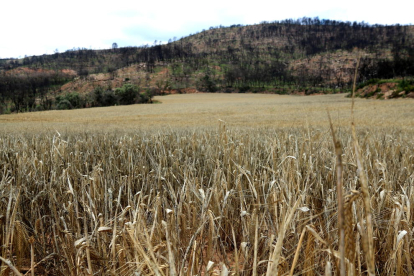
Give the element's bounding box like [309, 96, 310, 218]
[1, 17, 414, 113]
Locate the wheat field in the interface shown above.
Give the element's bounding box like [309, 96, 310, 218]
[1, 93, 413, 132]
[0, 93, 413, 275]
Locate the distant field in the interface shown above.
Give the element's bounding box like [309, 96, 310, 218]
[1, 93, 413, 132]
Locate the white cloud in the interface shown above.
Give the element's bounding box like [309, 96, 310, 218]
[1, 0, 412, 58]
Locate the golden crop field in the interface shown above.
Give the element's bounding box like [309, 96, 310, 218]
[0, 93, 413, 275]
[1, 93, 413, 132]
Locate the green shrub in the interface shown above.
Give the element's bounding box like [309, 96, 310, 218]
[398, 79, 414, 92]
[115, 84, 139, 105]
[139, 89, 155, 103]
[366, 91, 375, 98]
[251, 87, 267, 93]
[93, 87, 104, 105]
[238, 85, 250, 93]
[66, 92, 83, 108]
[0, 104, 11, 114]
[101, 90, 118, 106]
[93, 84, 153, 107]
[223, 87, 235, 93]
[55, 92, 85, 109]
[196, 74, 218, 92]
[357, 78, 380, 89]
[57, 99, 73, 110]
[305, 88, 318, 95]
[35, 104, 45, 112]
[138, 92, 151, 103]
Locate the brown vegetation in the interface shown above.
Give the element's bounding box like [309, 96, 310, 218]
[0, 94, 413, 275]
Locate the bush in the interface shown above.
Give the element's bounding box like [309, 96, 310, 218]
[65, 92, 83, 108]
[93, 87, 104, 105]
[357, 78, 380, 89]
[0, 104, 11, 114]
[251, 87, 266, 93]
[398, 79, 414, 92]
[54, 84, 153, 111]
[137, 90, 153, 103]
[305, 88, 319, 95]
[115, 84, 139, 105]
[55, 92, 85, 110]
[238, 85, 250, 93]
[196, 74, 218, 92]
[57, 99, 73, 110]
[223, 87, 235, 93]
[35, 104, 45, 112]
[101, 90, 118, 106]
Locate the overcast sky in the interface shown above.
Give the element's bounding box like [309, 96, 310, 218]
[1, 0, 413, 58]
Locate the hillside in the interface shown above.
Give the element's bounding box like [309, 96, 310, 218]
[1, 17, 414, 113]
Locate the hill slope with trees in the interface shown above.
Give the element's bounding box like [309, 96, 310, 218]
[1, 17, 414, 113]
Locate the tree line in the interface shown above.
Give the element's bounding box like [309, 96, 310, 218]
[0, 70, 74, 113]
[0, 68, 153, 113]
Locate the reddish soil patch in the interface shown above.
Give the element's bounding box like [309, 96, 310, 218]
[357, 82, 400, 99]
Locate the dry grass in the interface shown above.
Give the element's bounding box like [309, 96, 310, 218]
[0, 93, 413, 275]
[0, 93, 413, 133]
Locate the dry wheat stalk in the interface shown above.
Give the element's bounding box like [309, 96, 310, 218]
[0, 121, 412, 275]
[328, 110, 346, 276]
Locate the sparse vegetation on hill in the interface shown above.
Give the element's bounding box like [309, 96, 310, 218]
[1, 17, 414, 114]
[0, 68, 76, 113]
[354, 78, 414, 99]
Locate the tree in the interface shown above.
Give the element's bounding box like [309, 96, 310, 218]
[112, 42, 118, 49]
[115, 84, 139, 105]
[196, 73, 218, 92]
